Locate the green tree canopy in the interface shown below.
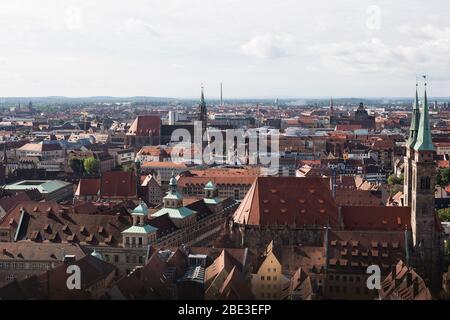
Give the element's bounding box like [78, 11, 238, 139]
[437, 168, 450, 187]
[438, 208, 450, 222]
[83, 157, 100, 177]
[69, 158, 84, 176]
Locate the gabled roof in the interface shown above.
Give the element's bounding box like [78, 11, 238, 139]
[233, 177, 339, 227]
[127, 115, 161, 136]
[75, 178, 101, 197]
[217, 266, 254, 300]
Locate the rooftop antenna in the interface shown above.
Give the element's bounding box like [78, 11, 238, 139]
[220, 82, 223, 107]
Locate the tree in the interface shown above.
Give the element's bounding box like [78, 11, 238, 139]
[438, 208, 450, 222]
[69, 158, 84, 176]
[122, 163, 135, 173]
[387, 174, 400, 186]
[83, 157, 100, 177]
[437, 168, 450, 198]
[441, 168, 450, 186]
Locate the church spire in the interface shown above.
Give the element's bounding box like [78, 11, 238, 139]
[414, 79, 435, 151]
[406, 82, 420, 148]
[198, 84, 207, 124]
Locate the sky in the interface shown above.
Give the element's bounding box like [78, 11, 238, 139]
[0, 0, 449, 98]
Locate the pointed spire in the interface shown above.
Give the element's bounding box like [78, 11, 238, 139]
[414, 78, 435, 151]
[406, 82, 420, 148]
[198, 84, 207, 122]
[200, 85, 205, 104]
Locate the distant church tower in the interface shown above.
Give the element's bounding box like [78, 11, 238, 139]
[405, 79, 442, 291]
[198, 86, 208, 151]
[198, 86, 208, 134]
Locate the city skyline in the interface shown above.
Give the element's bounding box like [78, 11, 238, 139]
[0, 0, 450, 97]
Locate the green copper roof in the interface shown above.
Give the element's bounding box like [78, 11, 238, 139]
[406, 86, 420, 148]
[204, 198, 221, 205]
[204, 181, 216, 190]
[122, 224, 158, 234]
[132, 203, 148, 216]
[164, 191, 183, 200]
[151, 207, 196, 219]
[413, 85, 435, 152]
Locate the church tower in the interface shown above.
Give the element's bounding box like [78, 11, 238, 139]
[198, 86, 207, 136]
[408, 80, 441, 290]
[403, 83, 420, 206]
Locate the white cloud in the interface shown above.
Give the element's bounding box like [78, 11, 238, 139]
[123, 18, 160, 37]
[309, 24, 450, 78]
[240, 33, 293, 59]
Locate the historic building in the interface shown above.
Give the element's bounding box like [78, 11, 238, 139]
[125, 115, 161, 147]
[228, 85, 444, 298]
[403, 81, 443, 291]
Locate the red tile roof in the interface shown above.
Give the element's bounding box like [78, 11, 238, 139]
[341, 206, 411, 231]
[75, 178, 101, 197]
[100, 171, 137, 199]
[233, 177, 339, 227]
[127, 116, 161, 136]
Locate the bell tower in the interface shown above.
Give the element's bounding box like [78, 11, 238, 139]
[409, 79, 441, 290]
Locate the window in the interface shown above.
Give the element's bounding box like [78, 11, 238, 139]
[114, 255, 119, 263]
[138, 237, 143, 245]
[138, 256, 143, 264]
[126, 256, 130, 263]
[267, 276, 271, 280]
[6, 274, 15, 281]
[273, 276, 277, 281]
[261, 276, 265, 280]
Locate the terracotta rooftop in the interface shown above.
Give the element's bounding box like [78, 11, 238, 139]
[335, 190, 383, 206]
[341, 206, 411, 231]
[379, 260, 432, 300]
[75, 178, 101, 197]
[233, 177, 339, 227]
[1, 201, 132, 246]
[100, 171, 137, 199]
[127, 115, 161, 136]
